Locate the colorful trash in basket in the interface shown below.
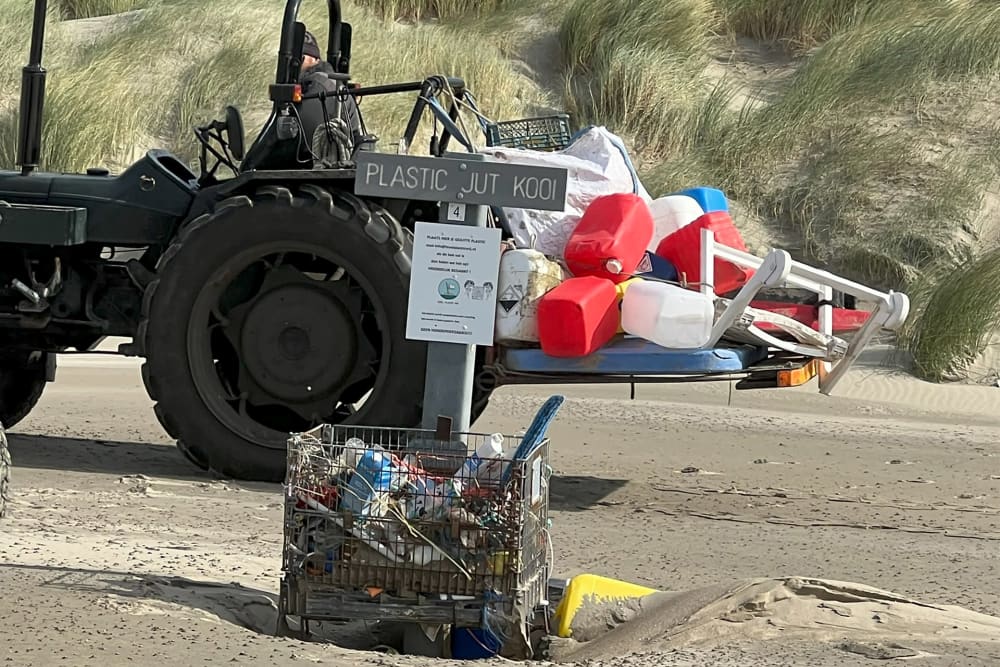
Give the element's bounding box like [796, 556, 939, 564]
[282, 424, 552, 599]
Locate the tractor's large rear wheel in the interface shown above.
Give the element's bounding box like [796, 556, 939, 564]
[140, 185, 491, 482]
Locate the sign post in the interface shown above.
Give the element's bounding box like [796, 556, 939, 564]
[354, 150, 568, 444]
[418, 152, 488, 442]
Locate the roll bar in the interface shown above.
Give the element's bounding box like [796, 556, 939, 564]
[275, 0, 350, 84]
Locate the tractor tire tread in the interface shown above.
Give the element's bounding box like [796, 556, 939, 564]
[0, 424, 9, 519]
[139, 186, 428, 481]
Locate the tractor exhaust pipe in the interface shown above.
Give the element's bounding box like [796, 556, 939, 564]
[17, 0, 48, 175]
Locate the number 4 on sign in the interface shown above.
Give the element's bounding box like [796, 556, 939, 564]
[447, 203, 466, 221]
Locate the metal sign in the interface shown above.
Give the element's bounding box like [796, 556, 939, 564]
[354, 152, 568, 212]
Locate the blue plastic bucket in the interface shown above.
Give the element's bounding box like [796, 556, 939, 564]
[451, 627, 502, 659]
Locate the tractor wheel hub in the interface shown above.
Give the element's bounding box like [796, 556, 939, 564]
[237, 281, 356, 404]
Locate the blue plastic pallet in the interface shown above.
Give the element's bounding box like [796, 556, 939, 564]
[501, 337, 768, 375]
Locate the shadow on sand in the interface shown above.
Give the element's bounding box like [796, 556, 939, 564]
[7, 433, 629, 509]
[1, 562, 405, 651]
[7, 433, 218, 482]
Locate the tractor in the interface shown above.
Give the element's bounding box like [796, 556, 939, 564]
[0, 0, 902, 484]
[0, 0, 507, 482]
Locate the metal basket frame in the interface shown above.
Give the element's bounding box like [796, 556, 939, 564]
[278, 423, 552, 638]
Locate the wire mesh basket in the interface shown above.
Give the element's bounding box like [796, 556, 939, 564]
[485, 114, 572, 152]
[281, 424, 551, 604]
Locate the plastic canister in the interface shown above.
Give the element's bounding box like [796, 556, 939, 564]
[563, 193, 654, 283]
[655, 211, 753, 295]
[633, 250, 678, 282]
[647, 194, 704, 251]
[537, 276, 621, 357]
[495, 249, 567, 345]
[341, 448, 398, 516]
[452, 626, 502, 659]
[613, 277, 643, 334]
[621, 280, 716, 349]
[675, 186, 728, 213]
[454, 433, 504, 484]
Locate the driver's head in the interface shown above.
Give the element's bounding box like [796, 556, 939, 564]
[301, 30, 321, 72]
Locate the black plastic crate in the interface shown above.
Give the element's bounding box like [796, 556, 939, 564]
[485, 114, 572, 152]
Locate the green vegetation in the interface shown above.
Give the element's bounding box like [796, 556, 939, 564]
[55, 0, 145, 20]
[898, 248, 1000, 382]
[560, 0, 1000, 381]
[3, 0, 1000, 381]
[0, 0, 543, 170]
[353, 0, 509, 22]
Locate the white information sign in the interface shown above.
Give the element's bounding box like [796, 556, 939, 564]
[406, 221, 503, 345]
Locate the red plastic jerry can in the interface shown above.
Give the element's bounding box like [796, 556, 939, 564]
[564, 193, 655, 284]
[537, 276, 620, 357]
[655, 211, 753, 295]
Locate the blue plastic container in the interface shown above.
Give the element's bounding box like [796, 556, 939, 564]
[451, 627, 502, 659]
[634, 250, 679, 282]
[342, 449, 397, 516]
[676, 186, 728, 213]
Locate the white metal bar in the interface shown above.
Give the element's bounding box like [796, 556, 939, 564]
[712, 241, 894, 307]
[698, 227, 910, 393]
[819, 284, 834, 374]
[699, 226, 716, 297]
[705, 248, 791, 348]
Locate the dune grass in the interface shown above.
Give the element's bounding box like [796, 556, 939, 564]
[898, 246, 1000, 382]
[353, 0, 509, 22]
[557, 0, 1000, 380]
[712, 0, 934, 50]
[55, 0, 146, 20]
[0, 0, 543, 171]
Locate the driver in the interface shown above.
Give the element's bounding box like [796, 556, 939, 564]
[298, 29, 373, 155]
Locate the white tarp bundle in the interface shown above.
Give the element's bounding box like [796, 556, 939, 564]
[480, 126, 651, 258]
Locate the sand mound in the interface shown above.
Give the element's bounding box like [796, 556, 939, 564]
[552, 576, 1000, 663]
[114, 576, 279, 634]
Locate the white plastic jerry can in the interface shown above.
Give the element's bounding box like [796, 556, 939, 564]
[495, 248, 567, 345]
[621, 280, 716, 349]
[647, 194, 705, 252]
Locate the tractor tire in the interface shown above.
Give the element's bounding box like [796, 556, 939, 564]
[140, 185, 492, 482]
[0, 352, 50, 429]
[0, 422, 10, 519]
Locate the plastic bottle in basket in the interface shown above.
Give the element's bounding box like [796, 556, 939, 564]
[473, 434, 513, 485]
[454, 433, 504, 485]
[343, 437, 367, 468]
[342, 447, 400, 517]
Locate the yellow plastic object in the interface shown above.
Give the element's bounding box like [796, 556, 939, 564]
[614, 278, 643, 334]
[553, 574, 660, 638]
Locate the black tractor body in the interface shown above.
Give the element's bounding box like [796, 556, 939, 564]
[0, 0, 498, 481]
[0, 0, 833, 483]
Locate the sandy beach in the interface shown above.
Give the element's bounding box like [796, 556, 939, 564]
[2, 341, 1000, 666]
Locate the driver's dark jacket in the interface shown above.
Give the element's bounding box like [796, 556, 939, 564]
[298, 61, 365, 149]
